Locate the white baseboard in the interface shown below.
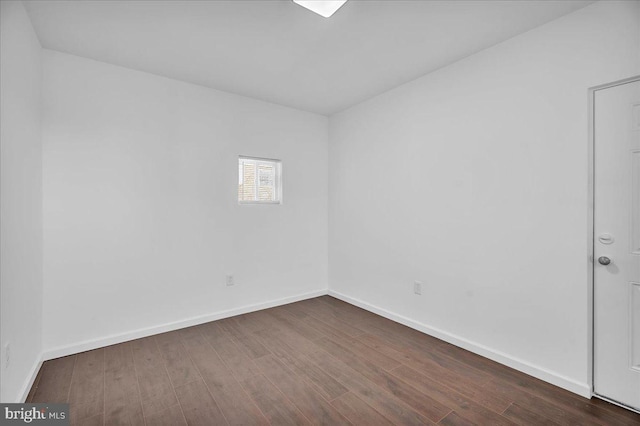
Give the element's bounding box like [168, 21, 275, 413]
[19, 356, 43, 403]
[42, 289, 327, 361]
[328, 289, 591, 398]
[36, 287, 591, 400]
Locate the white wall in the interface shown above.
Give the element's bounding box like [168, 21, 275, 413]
[42, 51, 328, 355]
[0, 1, 43, 402]
[328, 0, 640, 396]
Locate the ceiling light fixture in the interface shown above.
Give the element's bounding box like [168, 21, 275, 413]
[293, 0, 348, 18]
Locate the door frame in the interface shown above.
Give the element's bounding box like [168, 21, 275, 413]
[588, 75, 640, 412]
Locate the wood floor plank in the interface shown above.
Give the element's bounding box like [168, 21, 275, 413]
[322, 334, 400, 371]
[143, 404, 186, 426]
[180, 329, 229, 379]
[175, 325, 207, 345]
[314, 295, 636, 425]
[360, 314, 436, 342]
[590, 398, 640, 423]
[231, 311, 273, 333]
[428, 337, 548, 389]
[359, 330, 491, 389]
[155, 331, 201, 387]
[253, 329, 348, 401]
[438, 411, 475, 426]
[306, 350, 435, 425]
[68, 349, 104, 420]
[314, 336, 451, 423]
[241, 374, 311, 425]
[268, 308, 327, 341]
[213, 335, 262, 381]
[254, 354, 351, 425]
[356, 332, 495, 403]
[137, 372, 177, 418]
[130, 336, 164, 370]
[310, 297, 384, 331]
[316, 296, 379, 319]
[219, 317, 271, 359]
[28, 296, 640, 426]
[104, 396, 145, 426]
[481, 379, 604, 426]
[233, 333, 272, 360]
[294, 299, 367, 337]
[355, 332, 423, 365]
[330, 392, 395, 426]
[502, 402, 561, 426]
[131, 338, 177, 416]
[174, 379, 228, 426]
[177, 324, 210, 349]
[315, 295, 351, 309]
[316, 297, 391, 329]
[281, 301, 312, 319]
[104, 342, 139, 403]
[70, 413, 103, 426]
[216, 317, 271, 359]
[179, 324, 269, 425]
[197, 320, 231, 347]
[257, 322, 321, 355]
[494, 377, 640, 426]
[205, 375, 269, 426]
[31, 355, 76, 403]
[238, 309, 277, 333]
[292, 311, 358, 342]
[362, 318, 543, 412]
[427, 340, 624, 425]
[69, 399, 103, 424]
[390, 364, 516, 426]
[490, 372, 640, 426]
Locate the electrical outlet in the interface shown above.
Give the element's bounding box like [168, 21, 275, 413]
[226, 274, 234, 286]
[3, 342, 10, 369]
[414, 281, 422, 295]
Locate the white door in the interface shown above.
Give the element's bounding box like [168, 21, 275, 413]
[594, 78, 640, 411]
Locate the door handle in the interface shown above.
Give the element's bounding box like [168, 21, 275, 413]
[598, 256, 612, 266]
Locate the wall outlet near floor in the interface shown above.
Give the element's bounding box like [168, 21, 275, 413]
[3, 342, 10, 369]
[226, 274, 234, 286]
[414, 281, 422, 295]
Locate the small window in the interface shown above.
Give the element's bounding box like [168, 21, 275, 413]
[238, 156, 282, 204]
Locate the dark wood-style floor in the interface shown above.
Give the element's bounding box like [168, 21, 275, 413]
[28, 296, 639, 426]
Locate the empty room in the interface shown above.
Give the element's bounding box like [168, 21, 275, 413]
[1, 0, 640, 424]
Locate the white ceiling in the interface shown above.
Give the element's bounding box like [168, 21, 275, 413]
[24, 0, 594, 115]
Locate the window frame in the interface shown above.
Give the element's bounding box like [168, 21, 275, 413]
[238, 155, 283, 205]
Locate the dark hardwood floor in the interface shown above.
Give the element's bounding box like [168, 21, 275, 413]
[27, 296, 639, 425]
